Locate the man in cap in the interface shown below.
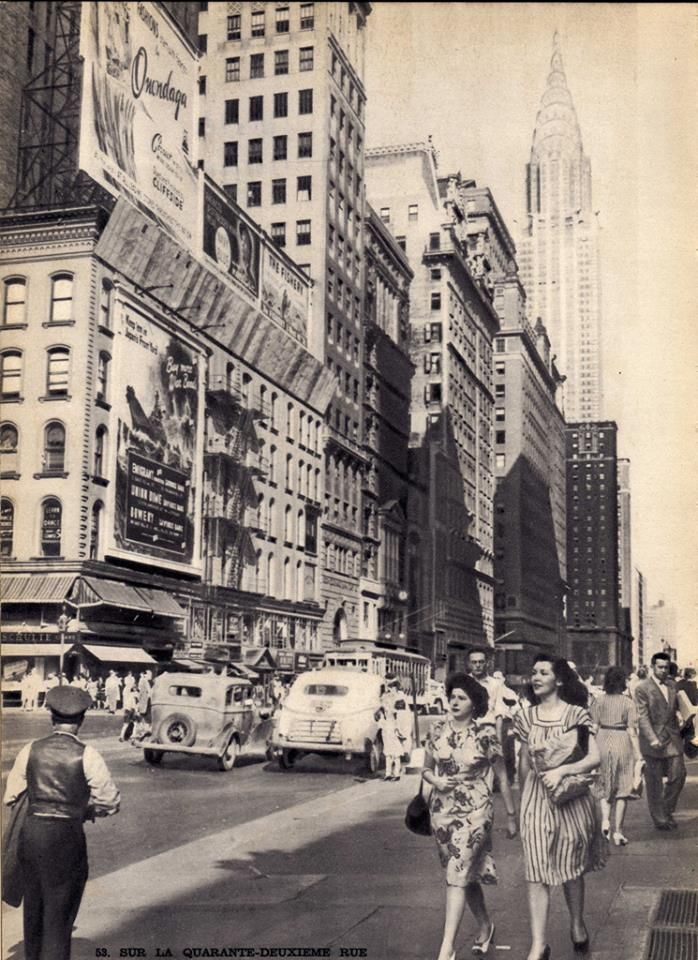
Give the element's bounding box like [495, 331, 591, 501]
[3, 685, 120, 960]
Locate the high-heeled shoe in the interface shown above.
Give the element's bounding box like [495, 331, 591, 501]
[571, 928, 590, 953]
[472, 922, 495, 954]
[613, 832, 629, 846]
[601, 819, 610, 841]
[530, 947, 551, 960]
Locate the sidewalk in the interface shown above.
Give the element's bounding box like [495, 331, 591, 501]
[3, 762, 696, 960]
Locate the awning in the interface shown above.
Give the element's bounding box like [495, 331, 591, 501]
[75, 644, 156, 665]
[229, 663, 257, 679]
[0, 643, 64, 658]
[135, 587, 186, 618]
[1, 574, 76, 604]
[172, 658, 206, 671]
[68, 577, 151, 613]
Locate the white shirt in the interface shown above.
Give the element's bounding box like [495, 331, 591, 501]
[651, 673, 670, 703]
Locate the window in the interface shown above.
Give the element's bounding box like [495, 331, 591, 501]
[274, 92, 288, 118]
[408, 204, 418, 221]
[94, 425, 107, 477]
[227, 14, 240, 40]
[495, 337, 506, 353]
[0, 498, 13, 557]
[46, 347, 70, 396]
[429, 231, 440, 250]
[89, 501, 103, 560]
[298, 88, 313, 114]
[273, 135, 287, 160]
[298, 131, 312, 157]
[251, 10, 265, 37]
[224, 141, 238, 166]
[225, 57, 240, 82]
[300, 3, 314, 29]
[430, 292, 441, 310]
[96, 352, 110, 402]
[40, 497, 62, 557]
[0, 351, 22, 399]
[248, 138, 263, 164]
[495, 407, 505, 423]
[425, 322, 442, 343]
[299, 46, 314, 71]
[396, 236, 406, 252]
[198, 117, 206, 137]
[43, 421, 66, 473]
[0, 422, 18, 475]
[426, 383, 442, 404]
[284, 505, 292, 541]
[199, 75, 207, 95]
[98, 279, 112, 330]
[285, 453, 293, 489]
[50, 274, 73, 323]
[250, 53, 264, 79]
[271, 223, 286, 248]
[275, 50, 289, 75]
[379, 207, 390, 224]
[247, 182, 262, 207]
[275, 6, 289, 33]
[249, 95, 263, 121]
[297, 176, 312, 201]
[496, 430, 506, 445]
[495, 383, 505, 398]
[272, 178, 286, 204]
[225, 98, 239, 124]
[3, 279, 26, 326]
[198, 34, 207, 54]
[296, 220, 311, 245]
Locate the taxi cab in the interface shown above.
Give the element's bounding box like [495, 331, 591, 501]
[142, 671, 260, 771]
[271, 667, 386, 772]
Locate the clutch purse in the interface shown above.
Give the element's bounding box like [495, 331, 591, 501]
[405, 780, 432, 836]
[530, 727, 595, 807]
[547, 772, 595, 807]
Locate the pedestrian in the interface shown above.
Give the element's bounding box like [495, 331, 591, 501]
[104, 670, 120, 714]
[634, 651, 686, 830]
[422, 672, 518, 960]
[514, 654, 604, 960]
[466, 650, 506, 742]
[123, 670, 136, 694]
[132, 670, 153, 742]
[119, 684, 138, 742]
[86, 676, 99, 708]
[2, 685, 120, 960]
[493, 671, 520, 785]
[676, 667, 698, 706]
[21, 669, 37, 712]
[590, 666, 643, 846]
[374, 704, 403, 781]
[95, 677, 106, 710]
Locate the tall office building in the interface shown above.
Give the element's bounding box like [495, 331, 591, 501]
[617, 458, 633, 643]
[518, 32, 603, 422]
[197, 2, 372, 646]
[631, 567, 647, 667]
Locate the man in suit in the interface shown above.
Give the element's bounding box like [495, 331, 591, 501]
[635, 651, 686, 830]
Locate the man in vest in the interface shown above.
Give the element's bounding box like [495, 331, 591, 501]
[3, 685, 120, 960]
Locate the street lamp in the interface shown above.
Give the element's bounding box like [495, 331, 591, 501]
[57, 604, 70, 685]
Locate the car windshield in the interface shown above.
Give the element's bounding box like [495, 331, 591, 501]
[303, 684, 349, 696]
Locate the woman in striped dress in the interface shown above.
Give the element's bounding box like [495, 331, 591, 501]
[590, 667, 642, 845]
[514, 655, 605, 960]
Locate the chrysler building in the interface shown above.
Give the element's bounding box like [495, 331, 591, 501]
[518, 33, 603, 421]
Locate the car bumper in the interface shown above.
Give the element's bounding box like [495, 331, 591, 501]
[142, 742, 223, 757]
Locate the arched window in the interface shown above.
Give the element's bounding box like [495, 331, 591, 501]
[284, 504, 292, 542]
[286, 402, 294, 436]
[267, 497, 275, 537]
[40, 497, 62, 557]
[283, 557, 292, 599]
[43, 422, 66, 473]
[270, 392, 278, 429]
[96, 352, 110, 402]
[46, 347, 70, 396]
[296, 560, 303, 602]
[50, 274, 74, 323]
[226, 362, 236, 393]
[3, 278, 27, 326]
[269, 445, 277, 483]
[266, 552, 274, 594]
[259, 384, 267, 420]
[285, 453, 293, 490]
[299, 410, 305, 446]
[94, 425, 107, 477]
[242, 372, 251, 404]
[89, 501, 103, 559]
[297, 509, 305, 547]
[0, 498, 14, 556]
[0, 423, 19, 474]
[99, 279, 113, 330]
[255, 549, 262, 590]
[0, 350, 22, 399]
[256, 493, 264, 531]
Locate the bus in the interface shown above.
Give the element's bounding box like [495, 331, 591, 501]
[322, 642, 443, 709]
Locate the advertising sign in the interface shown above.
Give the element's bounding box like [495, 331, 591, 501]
[260, 247, 309, 346]
[79, 2, 199, 247]
[107, 298, 204, 574]
[202, 183, 260, 300]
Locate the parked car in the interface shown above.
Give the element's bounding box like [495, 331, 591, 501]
[142, 671, 268, 771]
[271, 668, 386, 773]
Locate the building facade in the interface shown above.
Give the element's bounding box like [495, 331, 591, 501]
[617, 457, 633, 648]
[518, 32, 603, 422]
[565, 421, 631, 673]
[365, 143, 499, 673]
[645, 599, 678, 663]
[197, 1, 372, 646]
[631, 567, 647, 667]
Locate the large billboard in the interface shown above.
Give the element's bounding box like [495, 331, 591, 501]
[202, 183, 261, 300]
[80, 2, 199, 248]
[106, 296, 204, 574]
[260, 248, 310, 346]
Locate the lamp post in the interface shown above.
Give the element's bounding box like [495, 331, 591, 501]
[57, 604, 69, 685]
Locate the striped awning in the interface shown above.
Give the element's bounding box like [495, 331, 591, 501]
[135, 587, 186, 618]
[68, 577, 151, 612]
[77, 644, 156, 665]
[1, 574, 76, 604]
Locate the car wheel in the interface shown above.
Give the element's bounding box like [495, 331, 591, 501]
[217, 736, 240, 772]
[144, 748, 163, 766]
[278, 748, 298, 770]
[158, 713, 197, 747]
[365, 739, 382, 775]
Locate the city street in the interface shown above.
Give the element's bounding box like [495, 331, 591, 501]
[2, 712, 697, 960]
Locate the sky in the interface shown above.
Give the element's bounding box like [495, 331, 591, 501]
[364, 3, 698, 661]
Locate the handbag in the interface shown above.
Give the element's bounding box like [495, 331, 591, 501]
[2, 790, 29, 907]
[405, 779, 432, 836]
[530, 725, 594, 807]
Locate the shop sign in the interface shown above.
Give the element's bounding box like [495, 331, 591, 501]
[202, 183, 260, 300]
[276, 651, 295, 671]
[260, 247, 309, 346]
[41, 501, 62, 544]
[79, 2, 199, 248]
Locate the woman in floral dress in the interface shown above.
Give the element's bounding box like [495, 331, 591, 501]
[423, 672, 517, 960]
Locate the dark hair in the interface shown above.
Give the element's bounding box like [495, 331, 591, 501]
[603, 666, 627, 695]
[445, 672, 489, 719]
[636, 666, 648, 679]
[684, 668, 696, 680]
[529, 654, 589, 707]
[651, 652, 671, 665]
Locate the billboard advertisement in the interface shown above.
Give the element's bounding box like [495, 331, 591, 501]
[79, 2, 199, 248]
[260, 248, 309, 346]
[202, 183, 260, 300]
[107, 297, 204, 574]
